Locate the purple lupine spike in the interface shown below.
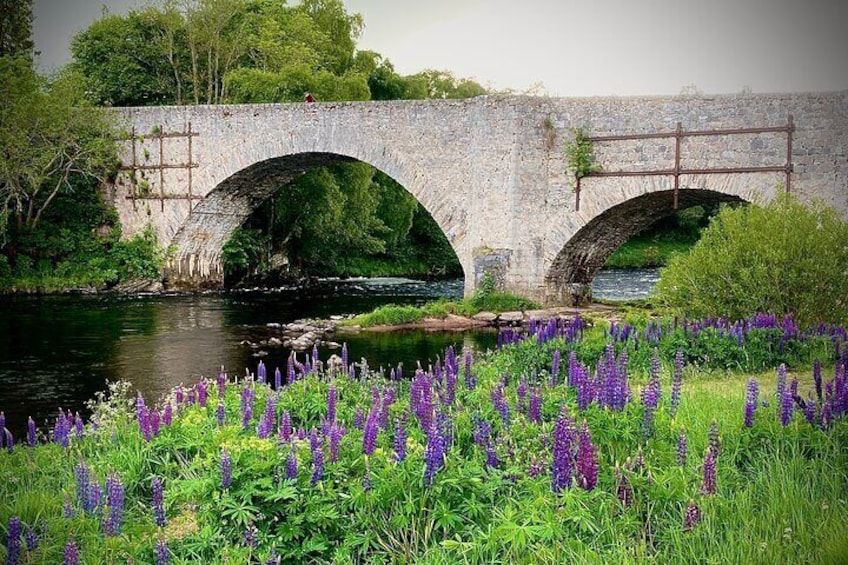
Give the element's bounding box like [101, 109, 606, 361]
[285, 445, 298, 480]
[197, 378, 208, 408]
[24, 525, 38, 552]
[551, 350, 561, 386]
[152, 476, 166, 527]
[393, 416, 407, 462]
[615, 465, 633, 507]
[257, 361, 266, 384]
[670, 348, 684, 416]
[274, 367, 282, 390]
[675, 428, 688, 467]
[776, 364, 787, 402]
[6, 516, 21, 565]
[354, 407, 365, 430]
[744, 379, 759, 427]
[74, 412, 83, 438]
[279, 411, 292, 442]
[243, 522, 258, 550]
[328, 421, 344, 463]
[150, 410, 160, 438]
[821, 400, 832, 429]
[576, 421, 598, 491]
[805, 395, 817, 425]
[63, 540, 79, 565]
[63, 496, 75, 519]
[0, 411, 5, 449]
[490, 385, 510, 427]
[463, 350, 476, 390]
[217, 400, 225, 427]
[363, 408, 379, 457]
[327, 385, 337, 423]
[485, 441, 500, 470]
[104, 473, 125, 536]
[780, 380, 794, 426]
[423, 423, 444, 487]
[683, 500, 701, 532]
[529, 387, 542, 424]
[380, 388, 396, 430]
[286, 353, 296, 384]
[517, 378, 528, 415]
[218, 367, 227, 398]
[551, 412, 576, 493]
[139, 405, 152, 442]
[221, 448, 232, 490]
[309, 430, 323, 485]
[701, 449, 717, 495]
[567, 350, 580, 387]
[341, 343, 349, 376]
[529, 459, 545, 478]
[1, 427, 11, 452]
[155, 538, 169, 565]
[708, 420, 720, 456]
[162, 403, 172, 426]
[240, 386, 254, 430]
[813, 359, 823, 401]
[88, 477, 102, 516]
[74, 461, 90, 509]
[312, 344, 319, 369]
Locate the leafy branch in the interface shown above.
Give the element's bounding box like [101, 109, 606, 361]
[564, 128, 601, 179]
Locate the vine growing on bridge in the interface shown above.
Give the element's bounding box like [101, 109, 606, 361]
[564, 127, 601, 181]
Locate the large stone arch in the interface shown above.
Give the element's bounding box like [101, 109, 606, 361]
[164, 138, 467, 289]
[543, 173, 784, 304]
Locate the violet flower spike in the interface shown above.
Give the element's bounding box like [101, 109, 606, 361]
[576, 421, 598, 491]
[551, 412, 576, 493]
[5, 516, 21, 565]
[393, 417, 407, 462]
[63, 540, 79, 565]
[285, 445, 298, 480]
[221, 448, 232, 490]
[155, 538, 169, 565]
[677, 428, 687, 467]
[152, 476, 166, 528]
[27, 417, 36, 447]
[744, 379, 759, 427]
[104, 473, 126, 536]
[310, 430, 323, 485]
[701, 449, 717, 495]
[683, 500, 701, 532]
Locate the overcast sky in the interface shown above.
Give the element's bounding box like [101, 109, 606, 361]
[33, 0, 848, 97]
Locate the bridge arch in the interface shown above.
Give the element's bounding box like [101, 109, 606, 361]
[544, 176, 783, 304]
[164, 137, 468, 289]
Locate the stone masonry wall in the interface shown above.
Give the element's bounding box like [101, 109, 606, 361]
[114, 91, 848, 301]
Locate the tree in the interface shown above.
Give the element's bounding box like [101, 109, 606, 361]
[0, 0, 34, 57]
[0, 57, 117, 255]
[654, 195, 848, 328]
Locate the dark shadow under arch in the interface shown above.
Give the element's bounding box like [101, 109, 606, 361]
[545, 189, 745, 303]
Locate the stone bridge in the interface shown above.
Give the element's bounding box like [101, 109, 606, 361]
[112, 92, 848, 304]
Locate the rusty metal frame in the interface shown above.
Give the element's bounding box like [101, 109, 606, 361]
[119, 126, 200, 207]
[574, 115, 795, 211]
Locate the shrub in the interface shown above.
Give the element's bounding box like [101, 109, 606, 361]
[654, 195, 848, 328]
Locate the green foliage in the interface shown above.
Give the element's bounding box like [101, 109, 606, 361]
[564, 128, 601, 179]
[0, 0, 34, 57]
[221, 227, 268, 279]
[655, 195, 848, 328]
[2, 314, 847, 562]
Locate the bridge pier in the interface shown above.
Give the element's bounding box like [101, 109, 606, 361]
[163, 254, 225, 291]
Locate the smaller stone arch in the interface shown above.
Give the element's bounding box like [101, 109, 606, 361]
[544, 189, 747, 305]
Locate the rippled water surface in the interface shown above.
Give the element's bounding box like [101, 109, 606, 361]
[0, 272, 657, 435]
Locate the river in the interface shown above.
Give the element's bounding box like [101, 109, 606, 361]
[0, 270, 657, 437]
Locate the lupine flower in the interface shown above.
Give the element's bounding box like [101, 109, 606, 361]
[88, 478, 102, 516]
[776, 364, 787, 402]
[241, 386, 254, 430]
[63, 540, 79, 565]
[150, 410, 160, 438]
[285, 445, 298, 480]
[152, 476, 166, 528]
[380, 388, 395, 430]
[218, 367, 227, 398]
[217, 400, 225, 427]
[104, 473, 126, 536]
[221, 448, 232, 489]
[615, 465, 633, 507]
[805, 395, 817, 425]
[363, 408, 379, 457]
[0, 412, 5, 450]
[780, 380, 794, 426]
[517, 378, 528, 414]
[266, 548, 280, 565]
[327, 421, 344, 463]
[813, 359, 823, 401]
[6, 516, 21, 565]
[162, 403, 173, 426]
[390, 414, 407, 463]
[683, 500, 701, 532]
[670, 348, 684, 416]
[551, 349, 561, 386]
[274, 367, 282, 390]
[463, 349, 476, 390]
[74, 412, 83, 438]
[567, 350, 579, 387]
[257, 361, 266, 384]
[2, 427, 11, 453]
[354, 408, 365, 430]
[244, 522, 258, 550]
[485, 441, 499, 470]
[74, 461, 90, 510]
[327, 385, 337, 423]
[744, 379, 759, 427]
[24, 524, 38, 552]
[197, 378, 208, 408]
[310, 430, 324, 485]
[677, 428, 687, 467]
[576, 421, 598, 491]
[279, 410, 292, 442]
[708, 420, 720, 455]
[155, 538, 169, 565]
[490, 385, 510, 427]
[529, 387, 542, 424]
[701, 449, 717, 495]
[529, 459, 546, 478]
[423, 423, 444, 487]
[551, 412, 576, 493]
[341, 343, 349, 376]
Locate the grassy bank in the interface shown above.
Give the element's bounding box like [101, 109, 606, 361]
[604, 236, 695, 269]
[1, 312, 846, 563]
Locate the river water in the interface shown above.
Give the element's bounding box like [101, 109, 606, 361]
[0, 270, 657, 436]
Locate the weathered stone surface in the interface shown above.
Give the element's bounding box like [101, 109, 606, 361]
[499, 311, 524, 324]
[113, 93, 848, 303]
[472, 311, 499, 323]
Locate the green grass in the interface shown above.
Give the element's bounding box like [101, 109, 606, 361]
[604, 237, 695, 269]
[344, 292, 542, 327]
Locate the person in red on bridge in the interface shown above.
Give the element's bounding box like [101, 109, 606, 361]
[304, 92, 316, 103]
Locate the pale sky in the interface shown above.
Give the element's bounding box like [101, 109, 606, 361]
[33, 0, 848, 97]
